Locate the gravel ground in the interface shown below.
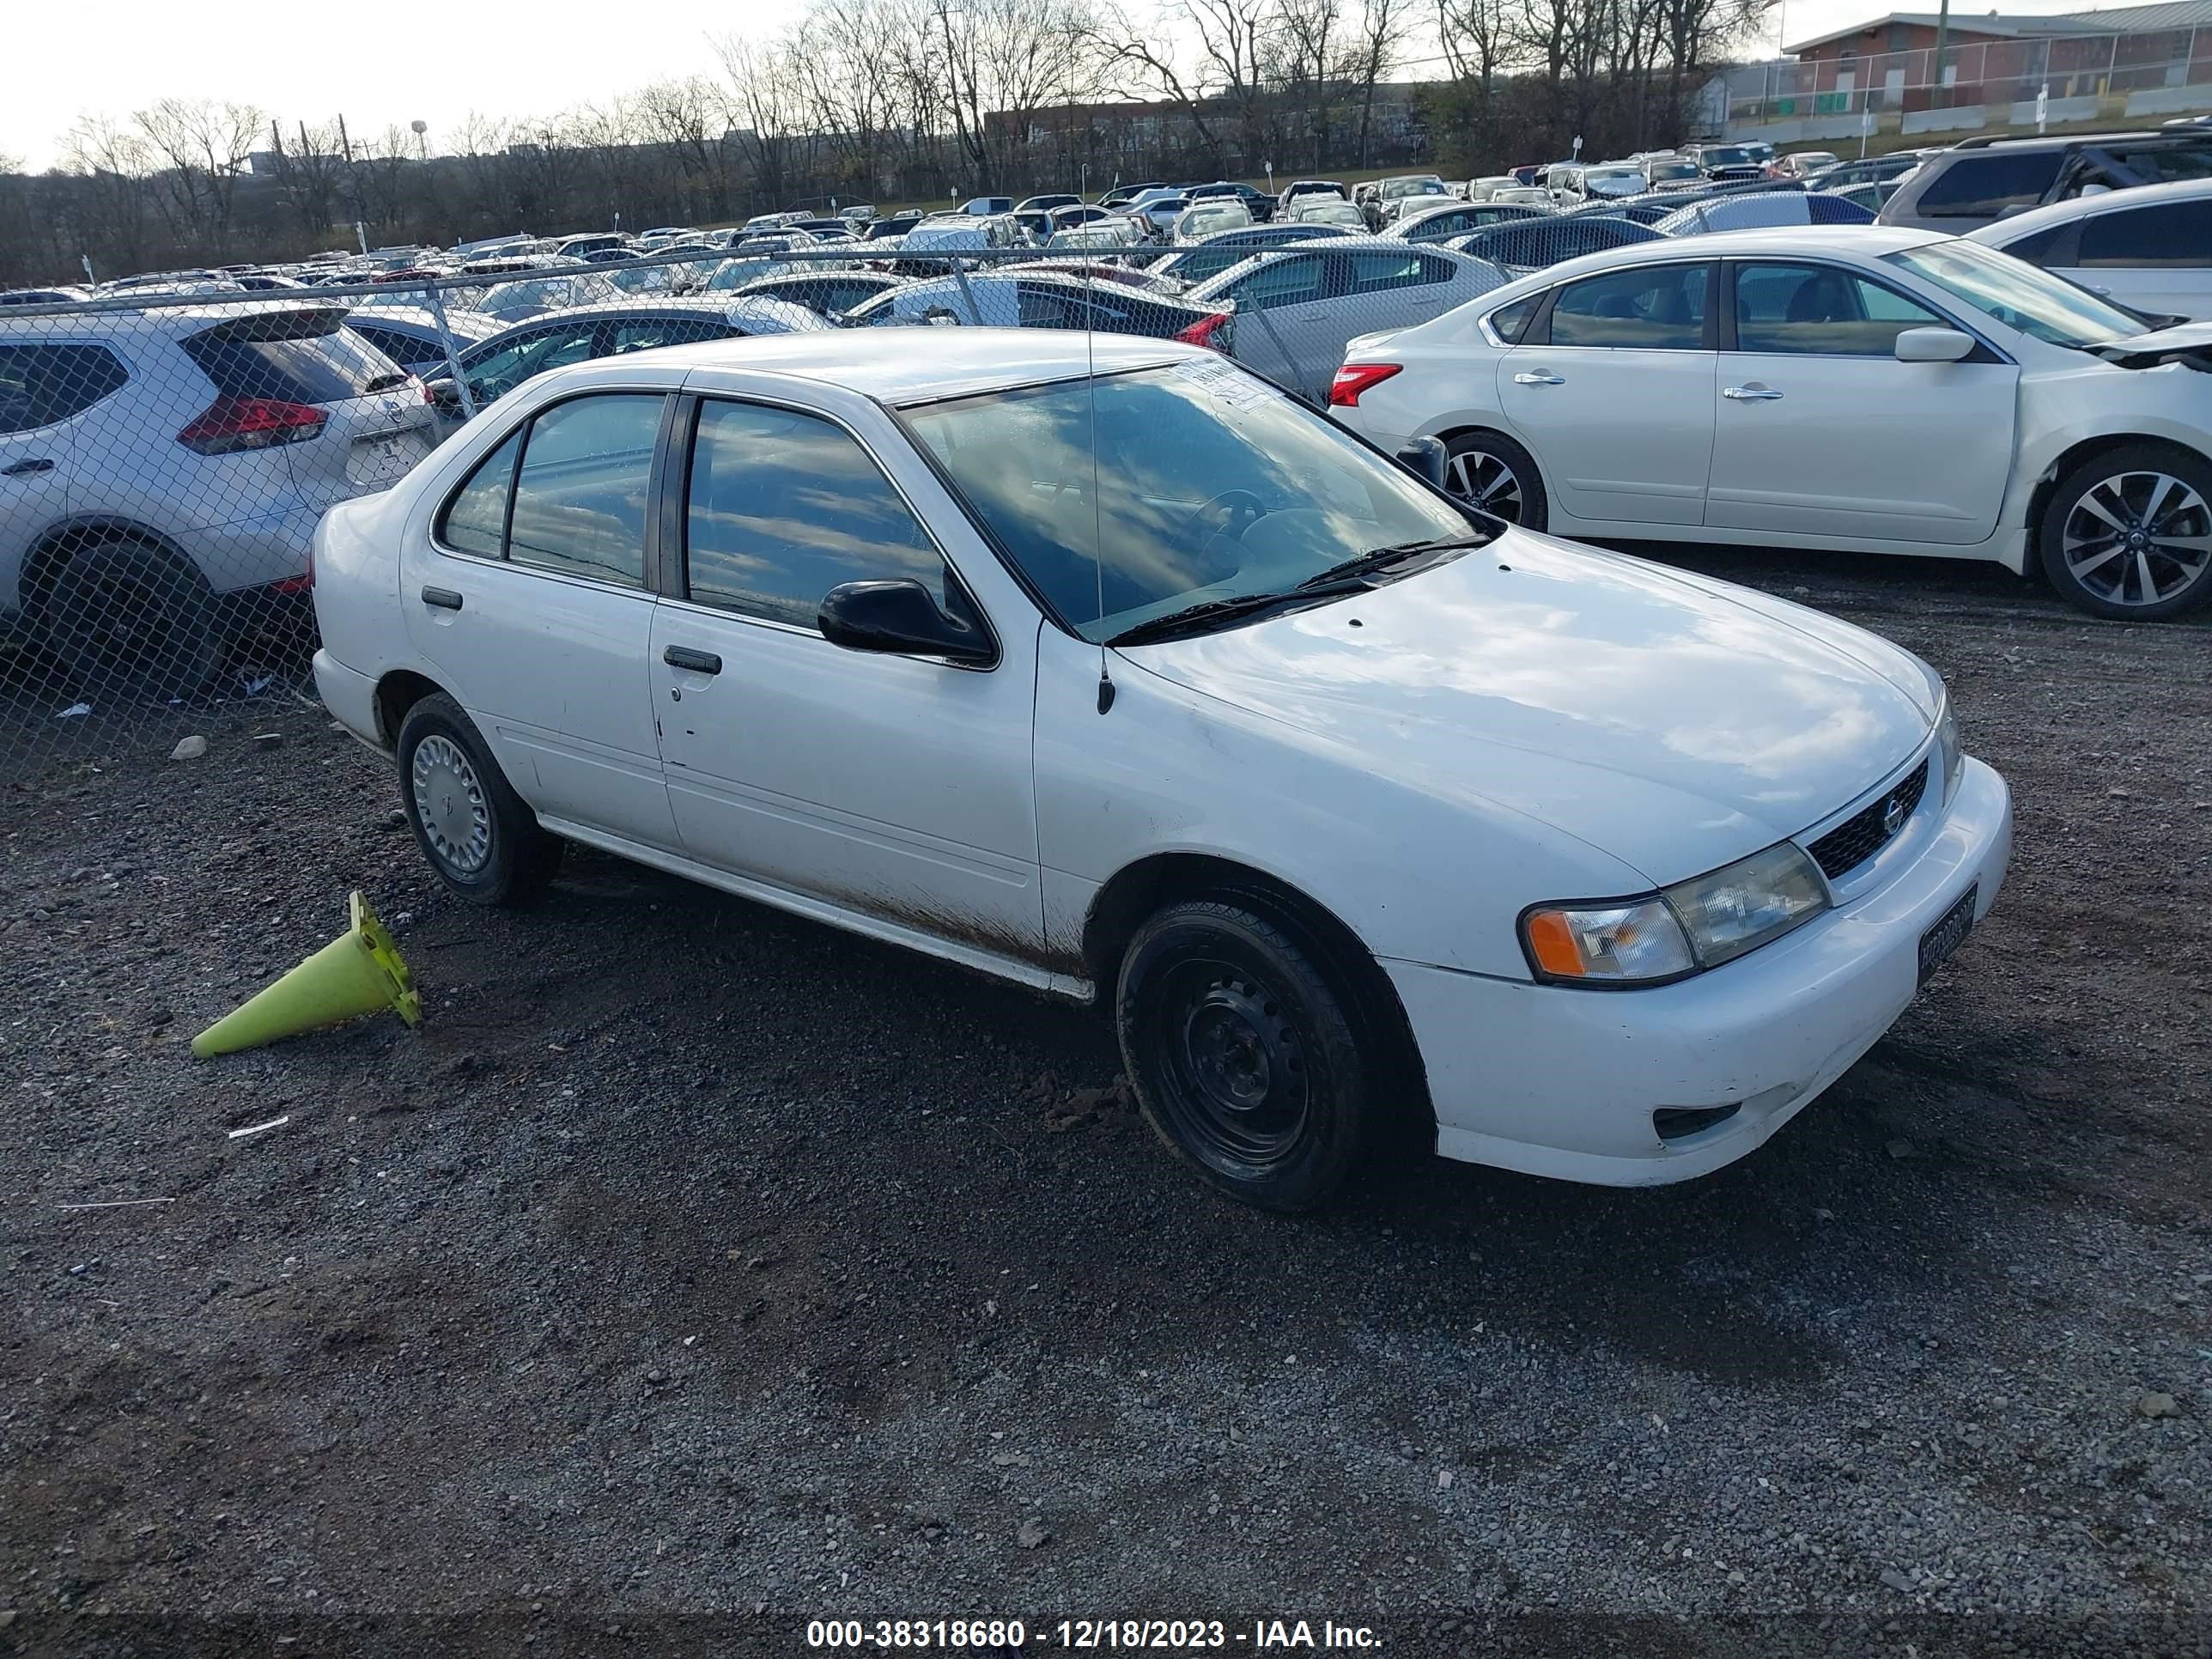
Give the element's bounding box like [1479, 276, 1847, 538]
[2, 546, 2208, 1658]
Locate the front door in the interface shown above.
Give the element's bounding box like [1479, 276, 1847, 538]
[402, 387, 677, 847]
[647, 395, 1046, 964]
[0, 342, 128, 617]
[1498, 259, 1717, 526]
[1707, 260, 2019, 544]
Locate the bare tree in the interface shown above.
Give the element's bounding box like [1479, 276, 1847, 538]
[133, 98, 264, 254]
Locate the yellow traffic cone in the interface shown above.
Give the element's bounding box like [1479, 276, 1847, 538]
[191, 891, 422, 1058]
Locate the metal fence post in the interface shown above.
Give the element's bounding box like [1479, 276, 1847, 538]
[422, 279, 477, 419]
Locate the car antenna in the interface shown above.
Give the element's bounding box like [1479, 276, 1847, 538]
[1087, 277, 1115, 714]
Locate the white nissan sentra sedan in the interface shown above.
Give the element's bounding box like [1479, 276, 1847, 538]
[313, 331, 2012, 1212]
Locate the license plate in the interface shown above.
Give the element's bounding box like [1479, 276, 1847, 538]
[349, 430, 424, 485]
[1917, 885, 1978, 985]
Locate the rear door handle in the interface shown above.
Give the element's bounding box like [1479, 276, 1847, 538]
[1723, 385, 1784, 401]
[1511, 371, 1565, 386]
[663, 644, 722, 675]
[1, 458, 55, 477]
[420, 585, 464, 610]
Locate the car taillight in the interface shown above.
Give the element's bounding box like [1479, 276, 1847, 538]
[177, 396, 327, 454]
[1176, 312, 1233, 353]
[1328, 362, 1403, 407]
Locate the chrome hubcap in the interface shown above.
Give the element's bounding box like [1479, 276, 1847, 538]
[410, 734, 492, 874]
[2061, 470, 2211, 607]
[1446, 449, 1525, 522]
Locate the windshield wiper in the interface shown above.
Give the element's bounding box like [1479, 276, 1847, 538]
[1296, 534, 1487, 590]
[1107, 578, 1370, 647]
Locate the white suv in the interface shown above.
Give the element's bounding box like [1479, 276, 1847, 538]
[1, 301, 436, 696]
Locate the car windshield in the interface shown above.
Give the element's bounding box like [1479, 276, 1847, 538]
[1585, 167, 1644, 195]
[1647, 161, 1698, 181]
[1886, 239, 2144, 348]
[902, 363, 1474, 643]
[1703, 148, 1753, 166]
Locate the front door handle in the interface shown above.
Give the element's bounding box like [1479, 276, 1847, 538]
[1511, 371, 1565, 386]
[663, 644, 722, 675]
[1723, 385, 1784, 401]
[420, 585, 464, 611]
[1, 458, 55, 477]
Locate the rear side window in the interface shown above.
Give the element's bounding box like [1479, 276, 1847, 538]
[437, 429, 520, 558]
[349, 324, 438, 370]
[0, 344, 131, 433]
[1231, 256, 1325, 310]
[1912, 152, 2063, 218]
[2079, 201, 2212, 269]
[181, 312, 410, 404]
[1486, 295, 1540, 343]
[505, 394, 663, 587]
[1549, 264, 1708, 349]
[1346, 252, 1437, 294]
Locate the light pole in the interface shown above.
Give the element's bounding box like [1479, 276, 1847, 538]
[1080, 161, 1090, 201]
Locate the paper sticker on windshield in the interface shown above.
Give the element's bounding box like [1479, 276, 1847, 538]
[1173, 355, 1277, 408]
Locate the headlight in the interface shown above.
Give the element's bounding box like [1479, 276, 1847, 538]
[1522, 843, 1830, 986]
[1935, 694, 1963, 802]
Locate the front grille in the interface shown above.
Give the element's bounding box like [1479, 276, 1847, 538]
[1806, 760, 1929, 881]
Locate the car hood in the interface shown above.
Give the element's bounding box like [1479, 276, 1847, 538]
[2093, 319, 2212, 370]
[1115, 529, 1936, 886]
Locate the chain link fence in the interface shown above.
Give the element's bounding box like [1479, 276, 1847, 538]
[0, 213, 1671, 777]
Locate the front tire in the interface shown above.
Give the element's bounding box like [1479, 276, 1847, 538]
[1443, 430, 1547, 532]
[1115, 900, 1374, 1212]
[2039, 442, 2212, 620]
[395, 692, 562, 906]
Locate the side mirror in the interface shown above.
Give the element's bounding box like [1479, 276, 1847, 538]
[818, 579, 995, 665]
[1894, 326, 1974, 364]
[426, 378, 461, 411]
[1396, 434, 1449, 490]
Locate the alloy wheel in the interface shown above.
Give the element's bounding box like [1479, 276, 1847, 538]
[1446, 449, 1526, 522]
[2060, 469, 2212, 609]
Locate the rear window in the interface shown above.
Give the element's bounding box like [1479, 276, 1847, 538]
[0, 344, 131, 433]
[182, 311, 410, 404]
[2104, 141, 2212, 184]
[1912, 151, 2063, 218]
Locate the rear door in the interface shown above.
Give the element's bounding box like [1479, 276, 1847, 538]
[1498, 259, 1717, 526]
[0, 342, 125, 614]
[1706, 259, 2018, 544]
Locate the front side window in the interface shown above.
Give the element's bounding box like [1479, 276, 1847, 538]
[1733, 262, 1945, 356]
[1548, 264, 1708, 349]
[0, 344, 131, 434]
[1886, 239, 2142, 347]
[685, 399, 946, 628]
[464, 324, 598, 404]
[903, 363, 1474, 643]
[1229, 255, 1325, 310]
[504, 394, 663, 586]
[2078, 201, 2212, 270]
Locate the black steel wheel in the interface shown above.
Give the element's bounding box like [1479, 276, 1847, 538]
[395, 691, 562, 906]
[1116, 899, 1373, 1211]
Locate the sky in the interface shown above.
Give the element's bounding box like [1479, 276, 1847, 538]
[3, 0, 2129, 172]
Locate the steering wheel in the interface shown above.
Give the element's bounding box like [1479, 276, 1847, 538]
[1170, 489, 1267, 574]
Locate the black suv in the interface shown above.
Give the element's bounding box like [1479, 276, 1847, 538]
[1878, 129, 2212, 230]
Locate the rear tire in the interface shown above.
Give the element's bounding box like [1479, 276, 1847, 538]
[1115, 899, 1374, 1212]
[1443, 430, 1547, 532]
[2038, 442, 2212, 620]
[37, 537, 222, 702]
[395, 692, 562, 906]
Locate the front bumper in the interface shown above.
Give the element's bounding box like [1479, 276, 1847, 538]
[1389, 756, 2013, 1186]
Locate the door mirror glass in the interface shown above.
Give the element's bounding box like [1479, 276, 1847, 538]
[1893, 325, 1975, 363]
[817, 579, 995, 665]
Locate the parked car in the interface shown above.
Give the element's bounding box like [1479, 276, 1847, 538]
[1016, 194, 1083, 216]
[1186, 241, 1504, 402]
[731, 269, 908, 319]
[1804, 151, 1937, 193]
[424, 298, 823, 428]
[1148, 222, 1358, 285]
[1639, 157, 1705, 191]
[1388, 202, 1552, 244]
[1368, 174, 1451, 228]
[476, 270, 623, 324]
[1, 288, 90, 307]
[1878, 128, 2212, 231]
[1468, 176, 1521, 201]
[343, 306, 506, 378]
[863, 213, 927, 242]
[1445, 215, 1664, 275]
[1046, 219, 1146, 253]
[960, 196, 1016, 216]
[1768, 150, 1841, 181]
[1176, 200, 1254, 240]
[1680, 143, 1766, 184]
[1185, 180, 1276, 222]
[1966, 178, 2212, 321]
[1129, 191, 1192, 237]
[1486, 185, 1559, 210]
[311, 328, 2011, 1211]
[1330, 227, 2212, 619]
[1278, 179, 1346, 216]
[1098, 182, 1168, 209]
[2, 301, 436, 696]
[1651, 191, 1876, 235]
[840, 271, 1234, 352]
[1553, 163, 1647, 208]
[1285, 198, 1368, 228]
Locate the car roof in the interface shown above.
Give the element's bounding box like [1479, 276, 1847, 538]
[1967, 174, 2212, 241]
[1469, 224, 1950, 293]
[651, 328, 1196, 405]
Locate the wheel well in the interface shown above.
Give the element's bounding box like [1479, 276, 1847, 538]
[1084, 853, 1435, 1150]
[2025, 434, 2210, 543]
[20, 520, 198, 617]
[374, 670, 444, 747]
